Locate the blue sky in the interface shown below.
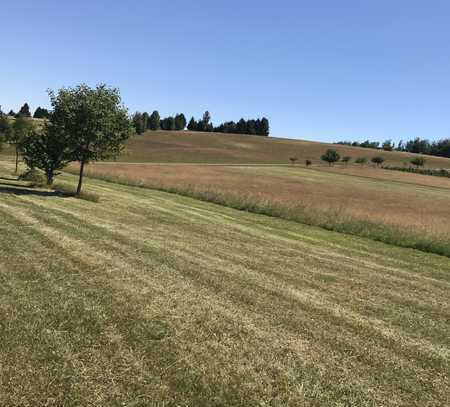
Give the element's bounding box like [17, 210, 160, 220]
[1, 0, 449, 142]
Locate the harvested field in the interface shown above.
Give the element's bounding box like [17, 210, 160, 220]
[118, 131, 450, 168]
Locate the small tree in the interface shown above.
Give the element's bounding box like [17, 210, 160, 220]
[20, 124, 70, 185]
[289, 157, 298, 165]
[8, 110, 15, 117]
[6, 116, 34, 173]
[321, 149, 340, 166]
[149, 110, 160, 130]
[355, 157, 367, 165]
[49, 84, 132, 197]
[371, 156, 385, 167]
[410, 156, 425, 168]
[305, 159, 312, 167]
[341, 156, 352, 165]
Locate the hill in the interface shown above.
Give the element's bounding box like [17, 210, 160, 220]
[119, 130, 450, 168]
[0, 160, 449, 406]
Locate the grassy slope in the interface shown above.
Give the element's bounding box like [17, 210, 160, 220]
[120, 131, 450, 168]
[1, 162, 449, 406]
[76, 163, 450, 256]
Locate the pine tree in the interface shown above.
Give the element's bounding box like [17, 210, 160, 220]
[247, 119, 256, 135]
[175, 113, 187, 130]
[259, 117, 269, 136]
[33, 107, 50, 119]
[18, 103, 31, 117]
[168, 116, 176, 131]
[149, 111, 160, 130]
[142, 112, 149, 131]
[200, 111, 211, 131]
[187, 117, 197, 131]
[237, 118, 247, 134]
[132, 112, 145, 134]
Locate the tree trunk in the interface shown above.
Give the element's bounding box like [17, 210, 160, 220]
[15, 146, 19, 174]
[46, 171, 53, 186]
[76, 160, 85, 197]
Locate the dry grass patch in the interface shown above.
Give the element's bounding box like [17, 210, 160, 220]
[117, 130, 450, 168]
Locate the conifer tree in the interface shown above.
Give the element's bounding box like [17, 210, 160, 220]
[18, 103, 31, 117]
[149, 110, 160, 130]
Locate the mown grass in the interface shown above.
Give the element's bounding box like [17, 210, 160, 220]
[0, 160, 450, 407]
[1, 160, 450, 406]
[71, 164, 450, 258]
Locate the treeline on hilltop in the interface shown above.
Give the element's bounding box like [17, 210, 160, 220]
[336, 138, 450, 158]
[0, 103, 50, 119]
[132, 110, 270, 136]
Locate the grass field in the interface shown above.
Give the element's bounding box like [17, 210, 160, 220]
[72, 162, 450, 256]
[0, 160, 449, 406]
[117, 131, 450, 168]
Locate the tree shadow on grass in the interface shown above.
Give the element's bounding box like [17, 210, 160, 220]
[0, 184, 71, 198]
[0, 176, 18, 182]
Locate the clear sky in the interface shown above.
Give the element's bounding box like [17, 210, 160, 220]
[1, 0, 449, 142]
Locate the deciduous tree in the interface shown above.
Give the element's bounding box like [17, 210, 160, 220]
[6, 116, 34, 173]
[20, 124, 70, 185]
[321, 149, 340, 166]
[49, 84, 132, 196]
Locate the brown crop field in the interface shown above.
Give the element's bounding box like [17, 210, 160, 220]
[117, 130, 450, 168]
[72, 162, 450, 256]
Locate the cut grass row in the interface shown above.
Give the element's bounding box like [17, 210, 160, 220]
[68, 164, 450, 258]
[0, 161, 449, 406]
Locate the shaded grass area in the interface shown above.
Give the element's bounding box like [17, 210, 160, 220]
[0, 161, 449, 406]
[71, 165, 450, 258]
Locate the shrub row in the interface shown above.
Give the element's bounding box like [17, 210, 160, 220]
[383, 166, 450, 178]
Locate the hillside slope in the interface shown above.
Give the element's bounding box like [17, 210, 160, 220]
[120, 130, 450, 167]
[0, 161, 449, 406]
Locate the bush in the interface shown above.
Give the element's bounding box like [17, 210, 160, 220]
[371, 156, 385, 167]
[305, 159, 312, 167]
[341, 156, 352, 165]
[384, 166, 450, 178]
[18, 168, 46, 187]
[355, 157, 368, 165]
[410, 156, 425, 168]
[321, 149, 340, 166]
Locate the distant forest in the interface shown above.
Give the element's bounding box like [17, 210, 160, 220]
[0, 103, 50, 119]
[337, 138, 450, 158]
[132, 110, 270, 136]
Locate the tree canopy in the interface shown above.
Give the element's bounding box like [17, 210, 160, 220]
[49, 84, 132, 196]
[321, 149, 340, 166]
